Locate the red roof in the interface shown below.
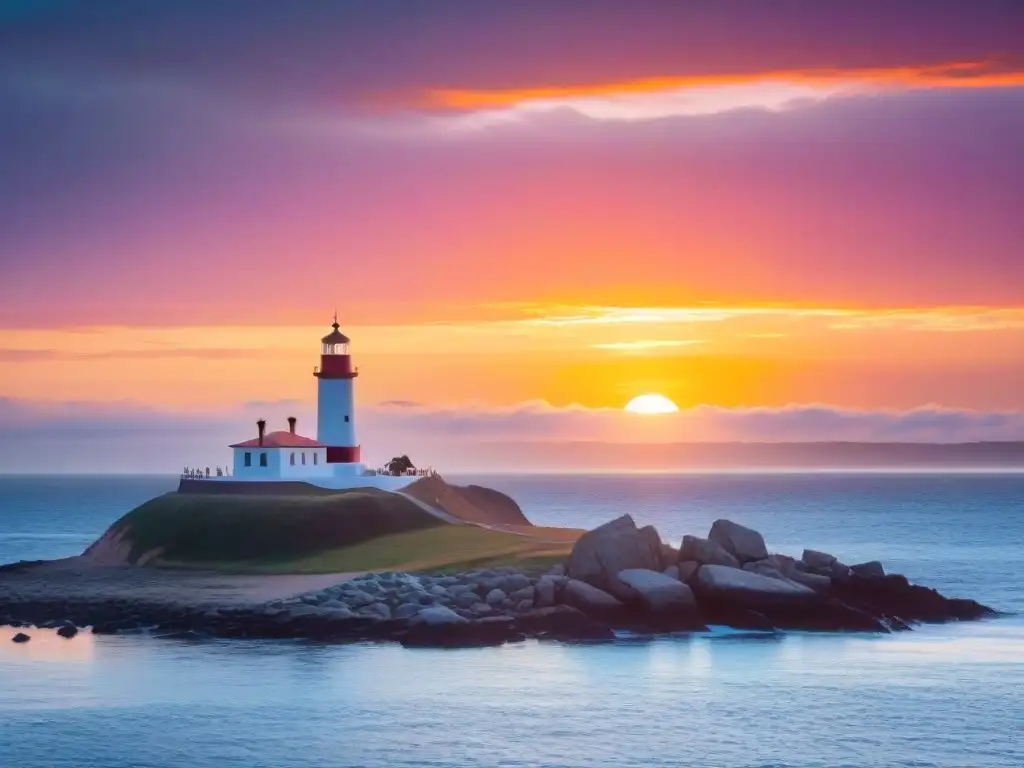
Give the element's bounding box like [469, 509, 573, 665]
[230, 431, 325, 449]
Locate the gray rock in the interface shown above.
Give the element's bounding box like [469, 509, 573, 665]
[660, 542, 678, 570]
[395, 603, 422, 620]
[566, 514, 663, 599]
[562, 578, 627, 619]
[485, 588, 507, 606]
[56, 622, 78, 639]
[342, 589, 376, 608]
[546, 563, 566, 577]
[359, 602, 392, 620]
[677, 560, 700, 584]
[320, 599, 348, 610]
[742, 560, 787, 580]
[830, 561, 853, 579]
[509, 586, 535, 603]
[679, 535, 741, 569]
[516, 599, 534, 613]
[617, 568, 697, 615]
[504, 573, 532, 593]
[12, 632, 31, 643]
[764, 554, 799, 576]
[535, 576, 558, 608]
[802, 549, 837, 569]
[481, 576, 505, 593]
[695, 565, 816, 607]
[471, 603, 493, 616]
[429, 585, 449, 598]
[301, 594, 320, 606]
[413, 606, 468, 625]
[788, 570, 833, 592]
[325, 605, 355, 618]
[708, 520, 768, 563]
[662, 565, 680, 581]
[851, 560, 885, 578]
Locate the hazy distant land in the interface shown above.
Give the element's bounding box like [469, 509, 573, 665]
[455, 441, 1024, 472]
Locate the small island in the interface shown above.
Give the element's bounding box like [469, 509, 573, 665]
[0, 472, 999, 648]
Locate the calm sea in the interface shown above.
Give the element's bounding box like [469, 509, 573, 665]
[1, 473, 1022, 768]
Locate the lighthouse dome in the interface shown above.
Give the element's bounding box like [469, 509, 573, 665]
[321, 321, 350, 345]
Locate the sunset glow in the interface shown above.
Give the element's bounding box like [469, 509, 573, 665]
[1, 2, 1022, 471]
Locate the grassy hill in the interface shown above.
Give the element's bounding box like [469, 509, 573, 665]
[82, 482, 580, 574]
[88, 487, 444, 566]
[159, 525, 575, 574]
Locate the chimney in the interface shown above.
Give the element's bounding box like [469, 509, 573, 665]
[257, 419, 266, 446]
[287, 416, 297, 434]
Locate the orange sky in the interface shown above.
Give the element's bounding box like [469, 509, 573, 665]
[2, 305, 1022, 413]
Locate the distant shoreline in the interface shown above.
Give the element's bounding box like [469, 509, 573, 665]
[3, 440, 1024, 475]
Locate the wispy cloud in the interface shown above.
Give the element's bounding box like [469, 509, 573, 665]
[420, 60, 1024, 127]
[590, 339, 704, 352]
[515, 305, 1024, 333]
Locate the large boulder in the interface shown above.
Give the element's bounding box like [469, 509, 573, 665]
[742, 559, 831, 593]
[787, 570, 833, 593]
[694, 564, 816, 609]
[802, 549, 837, 570]
[562, 579, 627, 622]
[412, 606, 467, 625]
[851, 561, 885, 578]
[831, 574, 995, 624]
[677, 560, 700, 584]
[566, 515, 663, 599]
[679, 535, 740, 568]
[535, 576, 559, 608]
[660, 543, 678, 570]
[617, 569, 698, 615]
[708, 520, 768, 563]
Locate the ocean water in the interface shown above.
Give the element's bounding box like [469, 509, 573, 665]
[1, 473, 1022, 768]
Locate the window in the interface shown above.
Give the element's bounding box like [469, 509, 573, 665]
[259, 453, 268, 467]
[301, 452, 306, 465]
[290, 452, 295, 466]
[244, 452, 251, 467]
[344, 415, 350, 422]
[313, 453, 318, 465]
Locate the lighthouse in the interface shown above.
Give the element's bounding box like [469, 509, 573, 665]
[314, 316, 361, 470]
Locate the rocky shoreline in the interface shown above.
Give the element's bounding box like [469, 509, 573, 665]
[2, 516, 999, 648]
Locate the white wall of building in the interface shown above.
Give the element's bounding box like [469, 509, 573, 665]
[232, 447, 333, 479]
[317, 377, 356, 447]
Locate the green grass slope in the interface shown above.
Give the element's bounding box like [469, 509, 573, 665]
[162, 525, 575, 574]
[99, 488, 445, 566]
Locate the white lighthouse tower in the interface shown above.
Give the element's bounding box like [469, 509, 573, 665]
[315, 315, 361, 474]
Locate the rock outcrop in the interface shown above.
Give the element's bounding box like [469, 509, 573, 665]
[678, 535, 740, 569]
[617, 568, 697, 616]
[709, 519, 768, 563]
[566, 515, 661, 599]
[562, 579, 627, 621]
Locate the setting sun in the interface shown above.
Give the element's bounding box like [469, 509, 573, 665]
[624, 393, 680, 415]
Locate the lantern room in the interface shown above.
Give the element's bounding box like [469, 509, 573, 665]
[315, 318, 358, 379]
